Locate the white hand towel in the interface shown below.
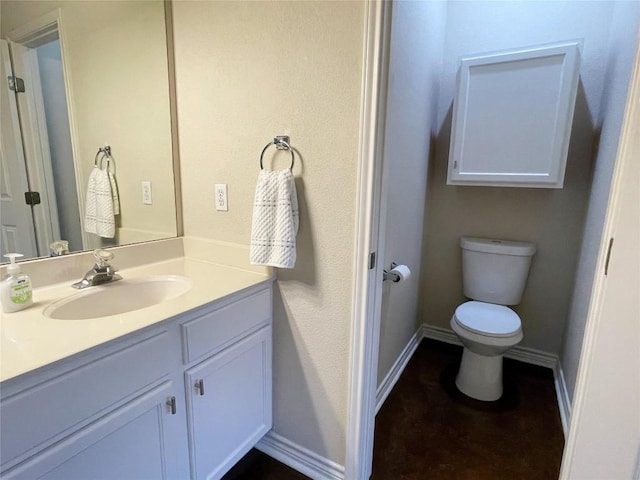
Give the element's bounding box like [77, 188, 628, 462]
[108, 171, 120, 215]
[84, 166, 117, 238]
[250, 169, 299, 268]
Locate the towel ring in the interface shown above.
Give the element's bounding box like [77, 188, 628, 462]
[94, 146, 113, 169]
[259, 136, 294, 170]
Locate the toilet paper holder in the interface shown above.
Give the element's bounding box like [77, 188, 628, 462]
[383, 262, 401, 282]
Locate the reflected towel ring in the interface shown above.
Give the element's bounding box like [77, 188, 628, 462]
[94, 146, 113, 169]
[259, 136, 294, 170]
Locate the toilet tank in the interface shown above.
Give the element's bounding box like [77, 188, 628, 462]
[461, 237, 536, 305]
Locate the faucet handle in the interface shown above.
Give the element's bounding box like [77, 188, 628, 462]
[93, 249, 114, 268]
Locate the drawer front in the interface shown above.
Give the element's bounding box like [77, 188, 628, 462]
[1, 331, 171, 468]
[182, 288, 271, 363]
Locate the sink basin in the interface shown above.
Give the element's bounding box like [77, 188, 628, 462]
[44, 275, 193, 320]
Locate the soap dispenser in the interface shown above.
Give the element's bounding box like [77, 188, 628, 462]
[1, 253, 33, 313]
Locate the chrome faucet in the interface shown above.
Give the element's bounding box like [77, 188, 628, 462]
[72, 249, 122, 289]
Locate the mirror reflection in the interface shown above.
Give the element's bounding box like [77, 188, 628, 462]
[0, 0, 178, 261]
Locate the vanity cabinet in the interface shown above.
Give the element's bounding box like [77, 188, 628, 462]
[0, 283, 273, 480]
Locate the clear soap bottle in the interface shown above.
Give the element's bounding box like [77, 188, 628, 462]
[1, 253, 33, 313]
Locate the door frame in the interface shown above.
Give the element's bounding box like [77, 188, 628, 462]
[347, 3, 640, 479]
[345, 1, 392, 479]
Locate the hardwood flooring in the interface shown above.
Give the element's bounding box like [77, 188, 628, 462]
[225, 338, 565, 479]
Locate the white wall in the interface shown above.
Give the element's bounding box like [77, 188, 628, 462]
[561, 2, 639, 402]
[172, 1, 365, 465]
[422, 1, 618, 354]
[377, 1, 446, 386]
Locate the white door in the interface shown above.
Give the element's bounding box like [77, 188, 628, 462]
[9, 41, 61, 256]
[0, 39, 38, 259]
[560, 42, 640, 479]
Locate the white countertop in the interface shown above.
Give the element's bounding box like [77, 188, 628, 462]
[0, 257, 272, 383]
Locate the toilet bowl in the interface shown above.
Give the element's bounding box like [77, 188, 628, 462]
[451, 301, 523, 401]
[451, 237, 535, 401]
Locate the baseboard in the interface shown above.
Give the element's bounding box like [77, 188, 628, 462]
[421, 324, 557, 369]
[422, 323, 572, 437]
[375, 327, 422, 414]
[554, 363, 572, 436]
[256, 431, 345, 480]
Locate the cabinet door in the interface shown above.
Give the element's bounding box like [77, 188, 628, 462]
[3, 381, 189, 480]
[447, 41, 581, 188]
[186, 326, 272, 480]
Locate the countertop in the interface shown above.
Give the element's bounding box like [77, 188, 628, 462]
[0, 257, 272, 383]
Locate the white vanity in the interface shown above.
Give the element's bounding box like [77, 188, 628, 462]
[0, 239, 274, 480]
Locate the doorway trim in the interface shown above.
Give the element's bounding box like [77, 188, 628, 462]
[345, 1, 392, 479]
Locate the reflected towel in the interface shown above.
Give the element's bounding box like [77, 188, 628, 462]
[250, 169, 299, 268]
[84, 166, 118, 238]
[109, 171, 120, 215]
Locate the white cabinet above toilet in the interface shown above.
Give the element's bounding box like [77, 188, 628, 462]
[447, 41, 581, 189]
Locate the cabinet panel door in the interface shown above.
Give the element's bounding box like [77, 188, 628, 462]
[1, 331, 172, 468]
[447, 41, 580, 188]
[186, 326, 272, 480]
[3, 381, 188, 480]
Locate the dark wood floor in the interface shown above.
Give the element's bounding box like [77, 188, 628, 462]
[224, 338, 564, 479]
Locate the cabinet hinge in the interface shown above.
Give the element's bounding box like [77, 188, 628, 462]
[453, 160, 458, 169]
[8, 76, 25, 93]
[24, 191, 41, 205]
[369, 252, 376, 270]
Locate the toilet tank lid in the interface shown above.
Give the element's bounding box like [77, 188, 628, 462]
[460, 237, 536, 256]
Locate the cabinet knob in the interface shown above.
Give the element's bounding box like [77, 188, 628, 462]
[166, 396, 177, 415]
[195, 379, 205, 396]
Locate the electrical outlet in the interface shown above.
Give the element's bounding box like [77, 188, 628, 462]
[142, 181, 152, 205]
[215, 184, 228, 211]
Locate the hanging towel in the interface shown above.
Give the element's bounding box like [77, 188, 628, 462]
[108, 171, 120, 215]
[250, 169, 299, 268]
[84, 166, 118, 238]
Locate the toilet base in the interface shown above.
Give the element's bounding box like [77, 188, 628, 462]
[455, 347, 504, 401]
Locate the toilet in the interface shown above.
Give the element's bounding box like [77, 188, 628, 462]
[450, 236, 536, 401]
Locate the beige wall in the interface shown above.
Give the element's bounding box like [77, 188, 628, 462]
[1, 1, 177, 246]
[377, 0, 446, 387]
[422, 1, 617, 354]
[172, 1, 365, 465]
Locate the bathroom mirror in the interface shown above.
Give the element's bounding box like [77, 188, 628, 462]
[0, 0, 178, 261]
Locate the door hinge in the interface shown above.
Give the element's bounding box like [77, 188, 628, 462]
[8, 76, 25, 93]
[24, 191, 41, 205]
[369, 252, 376, 270]
[453, 160, 458, 169]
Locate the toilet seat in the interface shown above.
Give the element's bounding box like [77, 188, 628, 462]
[453, 301, 521, 338]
